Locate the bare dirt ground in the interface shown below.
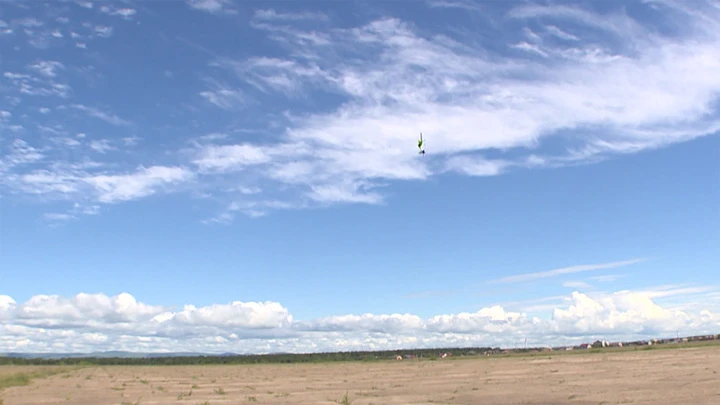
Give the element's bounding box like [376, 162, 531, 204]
[1, 345, 719, 405]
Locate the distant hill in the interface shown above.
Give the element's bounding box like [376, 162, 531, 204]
[0, 351, 238, 359]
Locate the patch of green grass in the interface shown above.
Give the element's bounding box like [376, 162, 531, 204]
[140, 379, 149, 385]
[0, 368, 67, 390]
[246, 396, 257, 402]
[0, 373, 31, 389]
[214, 387, 226, 395]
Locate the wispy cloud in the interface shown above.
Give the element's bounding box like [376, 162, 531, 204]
[85, 166, 194, 203]
[70, 104, 131, 126]
[590, 274, 626, 282]
[403, 289, 458, 299]
[488, 258, 647, 284]
[635, 284, 718, 299]
[426, 0, 483, 12]
[192, 1, 720, 220]
[3, 0, 720, 222]
[186, 0, 236, 14]
[562, 281, 593, 289]
[253, 9, 328, 22]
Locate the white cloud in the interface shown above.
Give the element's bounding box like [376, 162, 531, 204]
[488, 258, 647, 284]
[253, 9, 328, 22]
[99, 5, 137, 19]
[198, 80, 245, 109]
[89, 139, 114, 153]
[191, 1, 720, 219]
[0, 139, 44, 174]
[2, 71, 71, 98]
[0, 287, 717, 353]
[94, 25, 113, 38]
[186, 0, 235, 14]
[85, 165, 194, 203]
[3, 0, 720, 222]
[28, 60, 64, 77]
[192, 144, 272, 173]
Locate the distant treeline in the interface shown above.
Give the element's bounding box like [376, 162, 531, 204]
[0, 347, 500, 366]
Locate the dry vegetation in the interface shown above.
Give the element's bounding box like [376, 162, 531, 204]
[1, 345, 719, 404]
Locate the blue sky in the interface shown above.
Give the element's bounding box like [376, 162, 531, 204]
[0, 0, 719, 354]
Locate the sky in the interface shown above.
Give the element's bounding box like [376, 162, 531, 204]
[0, 0, 719, 354]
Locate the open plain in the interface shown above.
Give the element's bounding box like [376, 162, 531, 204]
[1, 345, 719, 405]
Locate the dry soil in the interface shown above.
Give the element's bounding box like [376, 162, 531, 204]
[1, 345, 719, 405]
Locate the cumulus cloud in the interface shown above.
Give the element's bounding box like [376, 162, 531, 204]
[1, 287, 718, 354]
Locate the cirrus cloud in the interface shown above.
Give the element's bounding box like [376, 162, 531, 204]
[0, 0, 719, 223]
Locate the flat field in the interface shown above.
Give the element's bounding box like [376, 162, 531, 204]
[1, 345, 719, 405]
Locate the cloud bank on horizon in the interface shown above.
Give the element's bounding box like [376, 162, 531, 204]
[1, 285, 718, 354]
[1, 0, 719, 222]
[1, 259, 718, 354]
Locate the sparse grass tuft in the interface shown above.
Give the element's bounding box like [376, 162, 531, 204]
[338, 391, 353, 405]
[177, 389, 193, 400]
[214, 387, 226, 395]
[0, 373, 30, 389]
[247, 396, 257, 402]
[0, 368, 68, 390]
